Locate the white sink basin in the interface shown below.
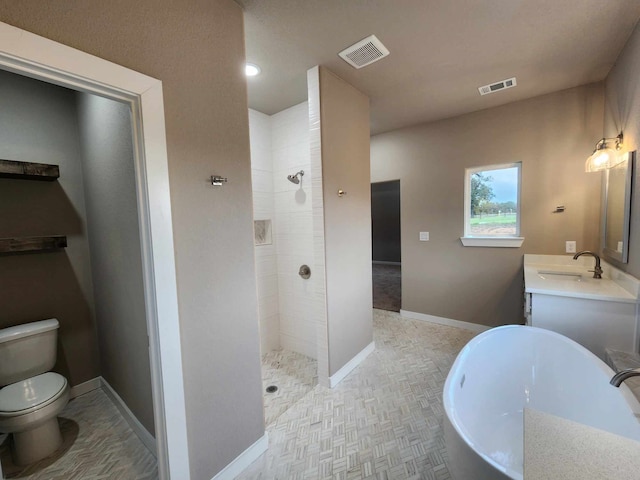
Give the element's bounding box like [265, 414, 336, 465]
[524, 255, 639, 303]
[537, 270, 583, 282]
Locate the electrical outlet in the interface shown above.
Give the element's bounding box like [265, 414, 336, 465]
[566, 241, 576, 253]
[419, 232, 429, 241]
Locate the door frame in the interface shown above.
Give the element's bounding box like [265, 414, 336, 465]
[0, 22, 190, 480]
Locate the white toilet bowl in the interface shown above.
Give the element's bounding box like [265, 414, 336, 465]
[0, 373, 69, 465]
[0, 319, 70, 465]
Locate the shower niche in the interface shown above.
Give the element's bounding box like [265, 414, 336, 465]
[254, 219, 272, 246]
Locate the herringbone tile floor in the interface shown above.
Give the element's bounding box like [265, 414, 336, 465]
[0, 388, 157, 479]
[1, 309, 473, 480]
[262, 350, 318, 426]
[239, 309, 476, 479]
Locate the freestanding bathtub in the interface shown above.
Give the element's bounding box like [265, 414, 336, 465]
[443, 325, 640, 480]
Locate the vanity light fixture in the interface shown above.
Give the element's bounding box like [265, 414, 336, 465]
[585, 132, 624, 172]
[245, 63, 261, 77]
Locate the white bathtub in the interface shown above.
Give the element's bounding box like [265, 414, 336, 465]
[443, 325, 640, 480]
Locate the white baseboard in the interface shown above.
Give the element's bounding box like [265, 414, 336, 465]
[100, 377, 157, 457]
[211, 432, 269, 480]
[329, 341, 375, 388]
[372, 261, 401, 266]
[69, 377, 102, 399]
[400, 309, 490, 333]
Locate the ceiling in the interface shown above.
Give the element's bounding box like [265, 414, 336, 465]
[237, 0, 640, 135]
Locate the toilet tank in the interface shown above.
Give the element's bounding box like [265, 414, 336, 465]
[0, 319, 59, 387]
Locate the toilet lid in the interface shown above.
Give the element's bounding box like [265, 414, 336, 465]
[0, 372, 66, 413]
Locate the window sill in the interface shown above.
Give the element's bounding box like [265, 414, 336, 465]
[460, 236, 525, 248]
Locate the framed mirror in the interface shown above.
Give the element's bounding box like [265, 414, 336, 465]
[603, 151, 634, 263]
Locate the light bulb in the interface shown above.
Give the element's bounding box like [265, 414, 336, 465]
[585, 147, 616, 172]
[245, 63, 261, 77]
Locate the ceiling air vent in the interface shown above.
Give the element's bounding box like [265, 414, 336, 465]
[478, 77, 517, 96]
[338, 35, 389, 69]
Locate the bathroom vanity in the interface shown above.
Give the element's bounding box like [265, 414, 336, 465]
[523, 254, 640, 360]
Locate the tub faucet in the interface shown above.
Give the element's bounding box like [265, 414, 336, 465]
[573, 250, 603, 279]
[610, 368, 640, 387]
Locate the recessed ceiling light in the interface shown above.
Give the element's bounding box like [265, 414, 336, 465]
[245, 63, 261, 77]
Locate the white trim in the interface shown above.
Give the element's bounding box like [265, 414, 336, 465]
[101, 377, 157, 456]
[372, 261, 402, 266]
[460, 236, 524, 248]
[134, 79, 190, 480]
[400, 309, 490, 333]
[329, 342, 375, 388]
[0, 22, 190, 480]
[69, 377, 102, 399]
[210, 433, 269, 480]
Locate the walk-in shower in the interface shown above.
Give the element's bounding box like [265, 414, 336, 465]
[287, 170, 304, 184]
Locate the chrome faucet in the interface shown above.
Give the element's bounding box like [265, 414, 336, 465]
[573, 250, 603, 279]
[610, 368, 640, 387]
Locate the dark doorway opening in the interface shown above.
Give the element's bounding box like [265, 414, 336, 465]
[371, 180, 401, 312]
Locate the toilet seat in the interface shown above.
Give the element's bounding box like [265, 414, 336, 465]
[0, 372, 67, 416]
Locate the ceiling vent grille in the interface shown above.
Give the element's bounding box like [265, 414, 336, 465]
[478, 77, 517, 96]
[338, 35, 389, 69]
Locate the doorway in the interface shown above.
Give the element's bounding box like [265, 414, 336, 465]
[371, 180, 401, 312]
[0, 23, 189, 480]
[248, 102, 319, 426]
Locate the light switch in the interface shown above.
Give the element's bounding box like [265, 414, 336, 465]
[420, 232, 429, 241]
[565, 241, 576, 253]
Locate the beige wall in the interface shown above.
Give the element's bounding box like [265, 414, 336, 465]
[317, 67, 373, 375]
[604, 20, 640, 278]
[0, 69, 101, 386]
[371, 84, 604, 327]
[0, 2, 265, 478]
[76, 92, 155, 436]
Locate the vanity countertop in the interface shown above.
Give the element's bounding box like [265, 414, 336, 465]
[524, 254, 639, 303]
[524, 408, 640, 479]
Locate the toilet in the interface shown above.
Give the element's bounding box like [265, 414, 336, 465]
[0, 319, 69, 465]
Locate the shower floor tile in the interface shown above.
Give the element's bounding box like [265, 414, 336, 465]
[262, 349, 318, 425]
[0, 388, 156, 480]
[240, 309, 477, 480]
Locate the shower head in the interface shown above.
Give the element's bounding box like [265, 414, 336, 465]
[287, 170, 304, 184]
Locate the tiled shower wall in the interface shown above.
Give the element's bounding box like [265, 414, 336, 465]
[249, 103, 317, 358]
[249, 109, 280, 353]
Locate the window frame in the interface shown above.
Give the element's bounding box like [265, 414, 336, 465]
[460, 161, 524, 248]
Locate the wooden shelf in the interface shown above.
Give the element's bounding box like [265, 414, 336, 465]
[0, 159, 59, 181]
[0, 236, 67, 255]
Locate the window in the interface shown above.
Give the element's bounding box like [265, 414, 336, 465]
[461, 162, 524, 247]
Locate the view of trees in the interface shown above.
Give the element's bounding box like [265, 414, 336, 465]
[470, 172, 516, 217]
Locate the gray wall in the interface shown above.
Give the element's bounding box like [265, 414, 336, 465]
[0, 69, 101, 386]
[604, 20, 640, 278]
[75, 92, 155, 436]
[371, 83, 604, 327]
[372, 180, 401, 263]
[0, 2, 265, 478]
[319, 67, 373, 375]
